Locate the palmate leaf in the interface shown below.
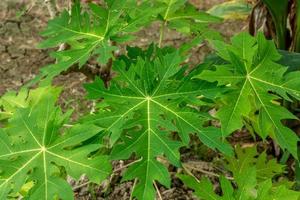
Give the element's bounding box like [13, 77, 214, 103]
[224, 146, 284, 186]
[178, 146, 299, 200]
[84, 46, 233, 199]
[157, 0, 221, 36]
[196, 32, 300, 157]
[31, 1, 160, 85]
[179, 169, 299, 200]
[0, 87, 111, 199]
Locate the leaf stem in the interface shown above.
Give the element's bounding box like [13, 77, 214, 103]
[113, 158, 143, 173]
[183, 163, 234, 180]
[129, 178, 137, 200]
[158, 22, 166, 48]
[72, 181, 90, 191]
[182, 164, 201, 182]
[153, 181, 163, 200]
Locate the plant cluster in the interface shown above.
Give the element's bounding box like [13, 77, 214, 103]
[0, 0, 300, 199]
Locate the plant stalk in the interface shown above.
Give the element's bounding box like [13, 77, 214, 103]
[159, 22, 166, 48]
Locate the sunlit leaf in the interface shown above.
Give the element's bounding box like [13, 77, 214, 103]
[196, 32, 300, 157]
[0, 87, 111, 199]
[84, 46, 232, 199]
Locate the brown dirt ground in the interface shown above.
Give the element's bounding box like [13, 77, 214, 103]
[0, 0, 247, 199]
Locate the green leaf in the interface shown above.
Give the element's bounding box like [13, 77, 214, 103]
[196, 32, 300, 157]
[0, 87, 60, 121]
[226, 146, 286, 199]
[179, 146, 299, 200]
[257, 179, 300, 200]
[225, 146, 284, 184]
[30, 1, 160, 85]
[84, 47, 232, 200]
[219, 176, 234, 200]
[158, 0, 221, 35]
[278, 50, 300, 72]
[0, 87, 111, 199]
[0, 88, 27, 120]
[177, 174, 220, 200]
[256, 151, 284, 181]
[94, 42, 118, 64]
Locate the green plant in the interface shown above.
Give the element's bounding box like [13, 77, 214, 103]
[29, 0, 220, 86]
[179, 146, 300, 200]
[156, 0, 221, 46]
[30, 1, 160, 85]
[210, 0, 300, 52]
[0, 87, 111, 199]
[1, 0, 300, 199]
[83, 46, 232, 199]
[196, 32, 300, 158]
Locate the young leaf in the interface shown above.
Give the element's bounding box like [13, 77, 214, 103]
[158, 0, 221, 35]
[257, 180, 300, 200]
[179, 146, 299, 200]
[0, 87, 111, 199]
[84, 47, 232, 200]
[225, 146, 284, 185]
[177, 174, 220, 200]
[196, 32, 300, 157]
[31, 1, 160, 85]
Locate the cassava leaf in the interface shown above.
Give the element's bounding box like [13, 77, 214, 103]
[31, 1, 160, 85]
[196, 32, 300, 157]
[0, 87, 111, 199]
[83, 46, 233, 200]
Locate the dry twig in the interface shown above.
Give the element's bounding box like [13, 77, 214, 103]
[44, 0, 57, 18]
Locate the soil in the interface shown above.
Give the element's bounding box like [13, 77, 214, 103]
[0, 0, 247, 199]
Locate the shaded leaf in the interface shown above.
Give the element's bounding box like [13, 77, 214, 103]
[179, 146, 299, 200]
